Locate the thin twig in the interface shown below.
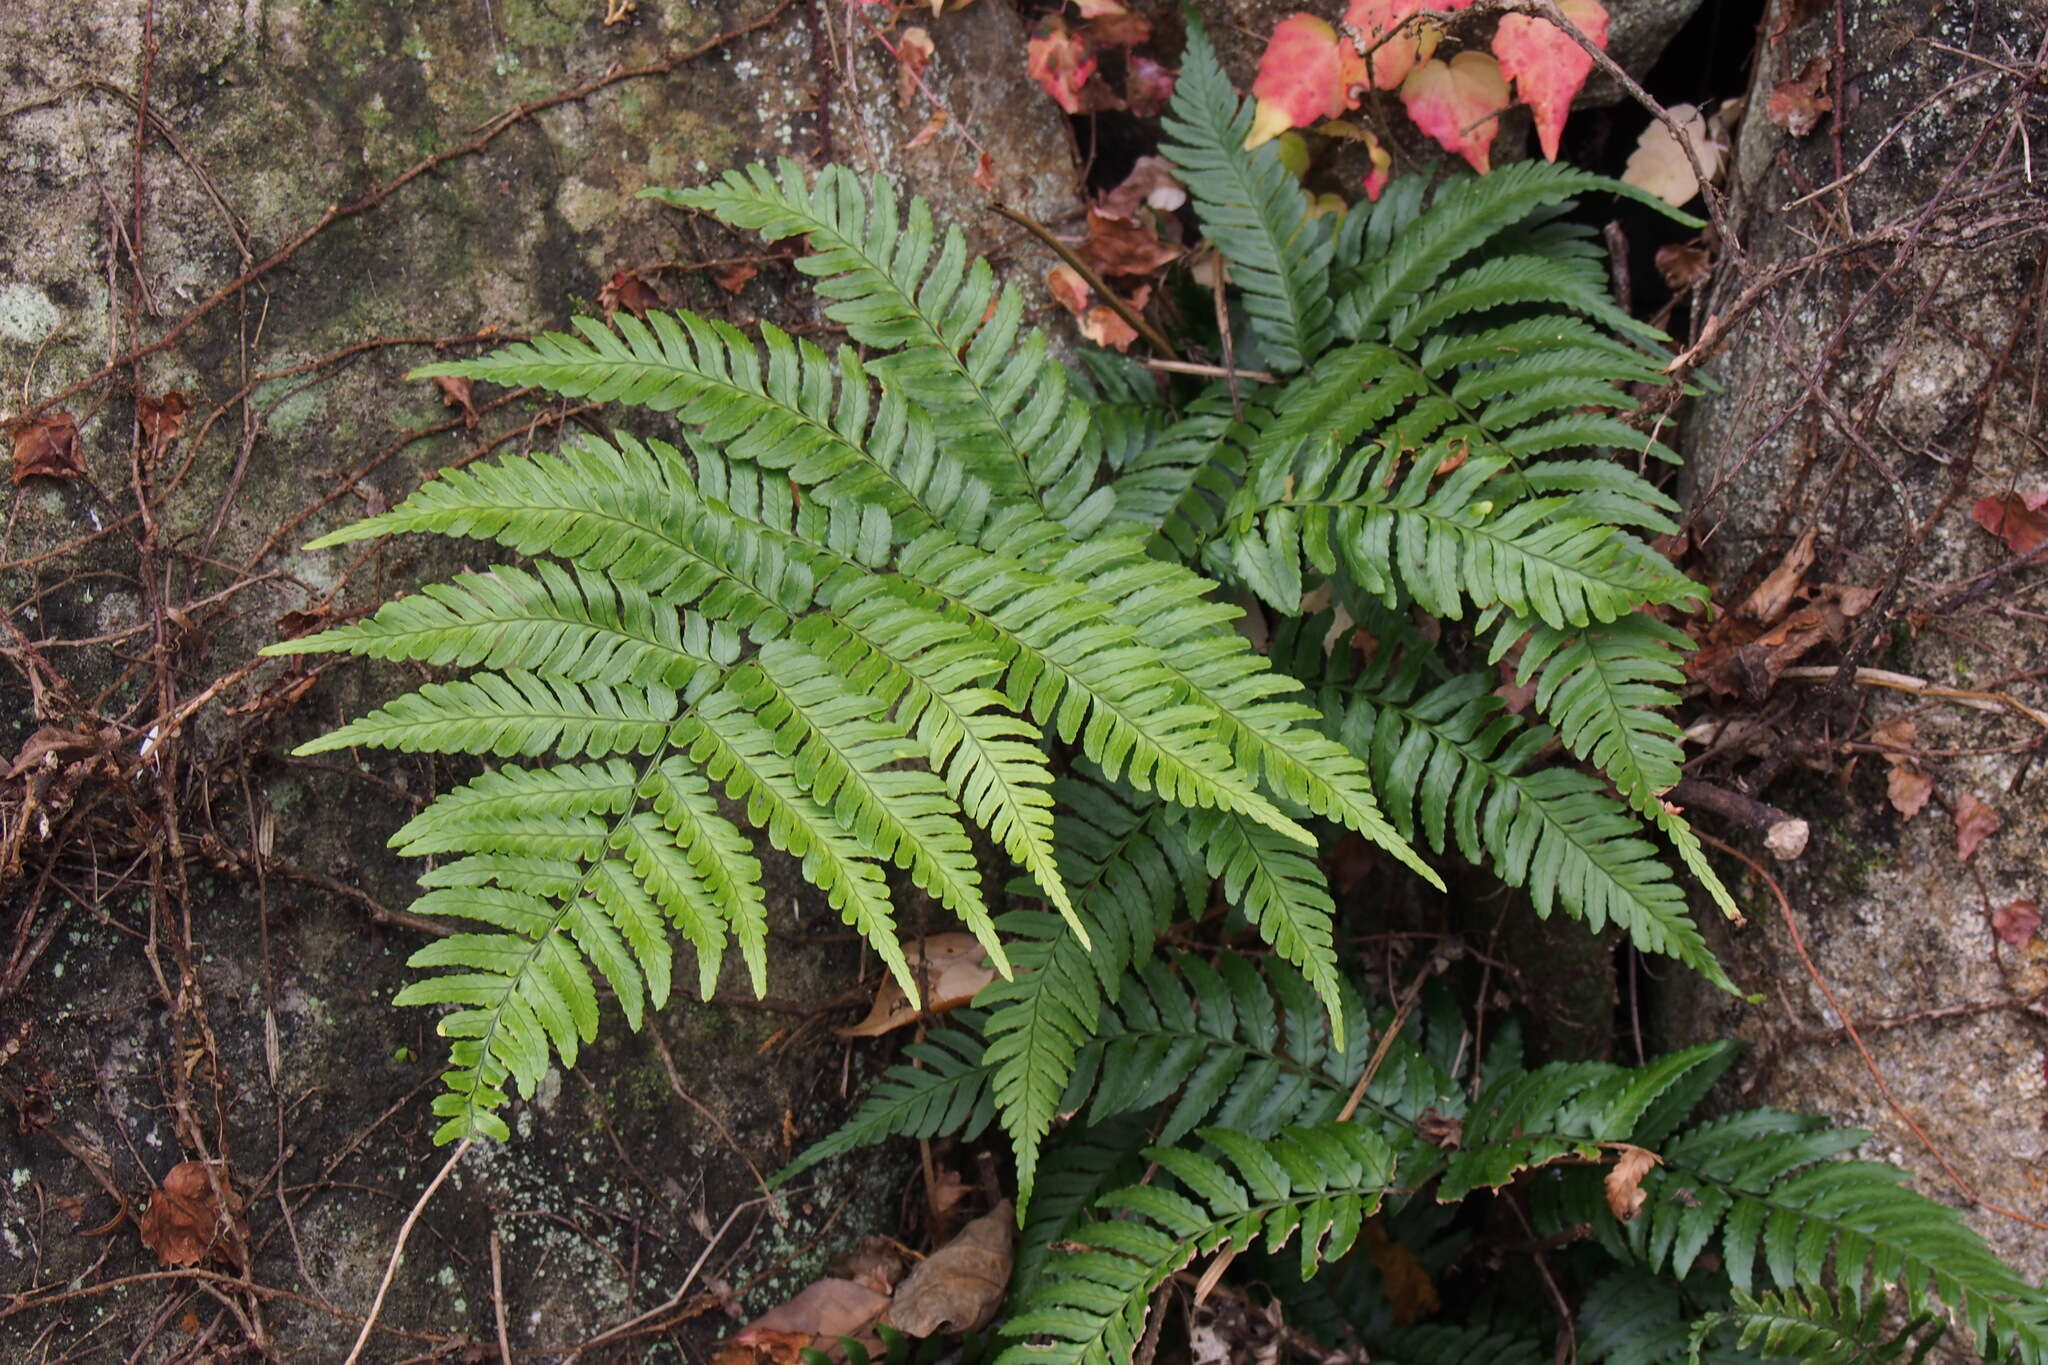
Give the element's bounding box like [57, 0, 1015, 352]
[1775, 664, 2048, 733]
[490, 1226, 512, 1363]
[1338, 949, 1460, 1123]
[342, 1137, 474, 1364]
[988, 203, 1181, 361]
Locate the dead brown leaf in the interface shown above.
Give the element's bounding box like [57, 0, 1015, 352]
[432, 375, 479, 429]
[884, 1199, 1014, 1337]
[827, 1236, 909, 1296]
[1655, 243, 1712, 292]
[1992, 898, 2040, 946]
[896, 26, 935, 108]
[137, 390, 192, 457]
[139, 1161, 247, 1269]
[1886, 765, 1934, 819]
[1074, 208, 1181, 279]
[721, 1275, 890, 1363]
[1954, 793, 2001, 861]
[1766, 55, 1833, 137]
[600, 269, 662, 320]
[1603, 1143, 1662, 1223]
[11, 412, 84, 484]
[1364, 1219, 1439, 1324]
[714, 261, 759, 295]
[1737, 528, 1816, 625]
[1971, 490, 2048, 557]
[1098, 155, 1187, 220]
[1870, 716, 1918, 761]
[838, 933, 999, 1037]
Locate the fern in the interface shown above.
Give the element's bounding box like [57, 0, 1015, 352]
[1687, 1286, 1947, 1363]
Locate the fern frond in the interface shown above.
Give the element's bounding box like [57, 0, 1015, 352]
[1161, 18, 1333, 373]
[1331, 659, 1730, 990]
[293, 670, 678, 759]
[995, 1124, 1396, 1364]
[981, 779, 1204, 1210]
[653, 163, 1110, 529]
[1687, 1286, 1946, 1363]
[776, 1020, 996, 1182]
[1180, 808, 1344, 1034]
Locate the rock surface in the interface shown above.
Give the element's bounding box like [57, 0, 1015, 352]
[1667, 0, 2048, 1314]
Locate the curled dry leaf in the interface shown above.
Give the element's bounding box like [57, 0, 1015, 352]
[1400, 52, 1510, 174]
[1098, 155, 1186, 218]
[838, 932, 999, 1037]
[883, 1199, 1015, 1336]
[1655, 242, 1712, 291]
[1603, 1143, 1662, 1222]
[1621, 103, 1723, 206]
[1992, 899, 2040, 947]
[896, 26, 935, 108]
[137, 390, 192, 454]
[1766, 54, 1832, 137]
[1970, 490, 2048, 557]
[1492, 0, 1609, 162]
[1886, 764, 1934, 820]
[432, 375, 479, 429]
[139, 1161, 247, 1268]
[721, 1276, 891, 1363]
[1248, 14, 1366, 149]
[1954, 792, 2001, 862]
[600, 269, 661, 319]
[1737, 527, 1816, 626]
[11, 412, 84, 484]
[1045, 265, 1145, 353]
[1076, 207, 1182, 278]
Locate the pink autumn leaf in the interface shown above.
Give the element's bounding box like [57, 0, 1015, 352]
[1248, 14, 1367, 148]
[1028, 17, 1097, 114]
[1126, 54, 1177, 117]
[1400, 51, 1510, 173]
[1493, 0, 1609, 161]
[1346, 0, 1466, 91]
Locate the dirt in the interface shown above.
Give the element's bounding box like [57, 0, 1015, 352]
[0, 0, 1079, 1356]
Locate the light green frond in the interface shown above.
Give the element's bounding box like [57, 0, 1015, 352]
[291, 671, 677, 759]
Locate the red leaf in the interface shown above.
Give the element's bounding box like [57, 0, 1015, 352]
[11, 412, 84, 484]
[1492, 0, 1607, 162]
[1346, 0, 1463, 91]
[1993, 899, 2040, 946]
[1125, 55, 1177, 116]
[1248, 15, 1367, 148]
[714, 261, 759, 295]
[1954, 792, 2001, 861]
[600, 269, 661, 319]
[1971, 490, 2048, 556]
[1400, 52, 1509, 173]
[1027, 18, 1101, 115]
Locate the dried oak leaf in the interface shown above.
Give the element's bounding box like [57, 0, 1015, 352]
[1400, 52, 1510, 174]
[1603, 1143, 1662, 1223]
[1992, 898, 2040, 947]
[1954, 792, 2001, 862]
[1492, 0, 1609, 162]
[139, 1161, 246, 1269]
[11, 412, 84, 484]
[1971, 490, 2048, 557]
[1886, 764, 1934, 820]
[883, 1199, 1014, 1337]
[1766, 54, 1832, 137]
[1248, 14, 1367, 148]
[839, 933, 999, 1037]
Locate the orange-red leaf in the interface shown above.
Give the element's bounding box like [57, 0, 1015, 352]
[1492, 0, 1608, 161]
[1027, 17, 1098, 114]
[1346, 0, 1462, 91]
[1248, 15, 1366, 148]
[1400, 52, 1509, 174]
[1971, 490, 2048, 556]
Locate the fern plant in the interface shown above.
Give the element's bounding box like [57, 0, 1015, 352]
[270, 11, 2044, 1361]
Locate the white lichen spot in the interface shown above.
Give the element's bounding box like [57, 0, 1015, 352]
[0, 283, 61, 345]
